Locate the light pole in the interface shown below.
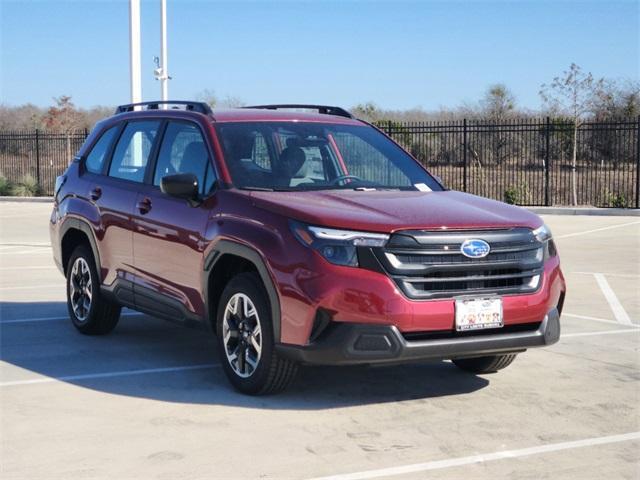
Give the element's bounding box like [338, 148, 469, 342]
[129, 0, 142, 108]
[154, 0, 170, 104]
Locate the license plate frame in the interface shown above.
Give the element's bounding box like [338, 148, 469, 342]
[455, 297, 504, 332]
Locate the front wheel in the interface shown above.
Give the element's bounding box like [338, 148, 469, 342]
[452, 353, 518, 374]
[216, 272, 297, 395]
[66, 245, 121, 335]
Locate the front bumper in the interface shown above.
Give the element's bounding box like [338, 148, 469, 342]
[276, 307, 560, 366]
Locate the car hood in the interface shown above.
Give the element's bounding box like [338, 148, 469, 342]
[248, 189, 543, 233]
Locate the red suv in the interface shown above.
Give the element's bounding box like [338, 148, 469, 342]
[50, 101, 566, 394]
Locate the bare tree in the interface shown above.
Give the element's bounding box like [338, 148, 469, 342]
[351, 102, 382, 122]
[195, 89, 218, 109]
[218, 95, 246, 108]
[540, 63, 604, 205]
[591, 79, 640, 119]
[481, 84, 516, 121]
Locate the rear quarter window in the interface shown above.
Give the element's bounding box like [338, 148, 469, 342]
[85, 126, 118, 174]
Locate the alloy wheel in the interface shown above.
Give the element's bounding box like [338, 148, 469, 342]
[69, 257, 93, 322]
[222, 293, 263, 378]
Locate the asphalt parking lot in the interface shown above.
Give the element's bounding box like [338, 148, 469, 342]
[0, 201, 638, 480]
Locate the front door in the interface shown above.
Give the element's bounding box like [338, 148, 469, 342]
[131, 120, 216, 322]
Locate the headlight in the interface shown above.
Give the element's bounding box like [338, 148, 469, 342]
[291, 221, 389, 267]
[532, 223, 557, 259]
[532, 224, 552, 243]
[54, 175, 66, 200]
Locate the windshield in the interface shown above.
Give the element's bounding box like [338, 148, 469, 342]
[216, 122, 443, 192]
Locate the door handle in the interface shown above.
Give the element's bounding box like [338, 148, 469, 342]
[90, 187, 102, 201]
[137, 197, 152, 214]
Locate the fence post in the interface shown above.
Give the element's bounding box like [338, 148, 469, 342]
[545, 117, 551, 206]
[463, 118, 468, 192]
[636, 115, 640, 209]
[35, 129, 41, 188]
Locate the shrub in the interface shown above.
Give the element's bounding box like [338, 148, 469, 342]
[503, 182, 532, 205]
[504, 187, 518, 205]
[10, 175, 42, 197]
[601, 188, 628, 208]
[0, 174, 10, 196]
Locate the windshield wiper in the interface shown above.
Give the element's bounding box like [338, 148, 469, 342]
[239, 186, 274, 192]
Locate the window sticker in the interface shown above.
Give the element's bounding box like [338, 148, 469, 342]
[415, 183, 432, 192]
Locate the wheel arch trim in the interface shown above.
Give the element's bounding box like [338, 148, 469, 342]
[204, 240, 282, 342]
[59, 217, 101, 277]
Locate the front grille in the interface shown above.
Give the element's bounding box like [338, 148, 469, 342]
[374, 228, 544, 300]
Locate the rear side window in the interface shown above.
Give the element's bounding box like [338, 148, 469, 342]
[85, 126, 118, 174]
[108, 121, 160, 183]
[153, 122, 213, 195]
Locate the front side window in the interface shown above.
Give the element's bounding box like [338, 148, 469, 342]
[85, 125, 118, 174]
[153, 122, 213, 195]
[216, 122, 442, 192]
[108, 121, 160, 183]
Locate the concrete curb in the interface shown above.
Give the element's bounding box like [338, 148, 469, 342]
[527, 207, 640, 217]
[0, 196, 54, 203]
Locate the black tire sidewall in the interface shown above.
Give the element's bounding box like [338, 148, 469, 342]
[215, 273, 276, 394]
[452, 353, 517, 373]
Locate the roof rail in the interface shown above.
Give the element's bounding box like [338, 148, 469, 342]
[115, 100, 213, 115]
[242, 104, 354, 119]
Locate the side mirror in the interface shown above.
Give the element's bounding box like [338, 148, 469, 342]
[161, 173, 199, 203]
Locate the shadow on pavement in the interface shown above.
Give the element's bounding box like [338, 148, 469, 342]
[1, 301, 489, 409]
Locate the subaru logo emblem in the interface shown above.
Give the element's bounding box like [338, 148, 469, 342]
[460, 239, 490, 258]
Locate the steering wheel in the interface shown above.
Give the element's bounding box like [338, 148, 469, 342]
[329, 175, 364, 186]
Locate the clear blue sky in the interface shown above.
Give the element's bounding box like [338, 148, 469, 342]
[1, 0, 638, 110]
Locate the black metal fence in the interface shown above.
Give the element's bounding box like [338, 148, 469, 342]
[0, 130, 88, 195]
[376, 117, 640, 208]
[0, 118, 638, 207]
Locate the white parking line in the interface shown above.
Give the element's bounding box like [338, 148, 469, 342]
[563, 312, 638, 327]
[0, 284, 63, 291]
[0, 363, 220, 387]
[594, 273, 633, 326]
[307, 431, 640, 480]
[0, 266, 57, 271]
[0, 311, 144, 324]
[0, 242, 51, 247]
[555, 221, 640, 239]
[562, 329, 640, 338]
[0, 249, 51, 255]
[572, 271, 640, 278]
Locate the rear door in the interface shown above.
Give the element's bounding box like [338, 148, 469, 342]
[81, 120, 161, 295]
[131, 120, 216, 321]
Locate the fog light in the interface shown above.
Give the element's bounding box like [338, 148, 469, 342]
[528, 275, 541, 288]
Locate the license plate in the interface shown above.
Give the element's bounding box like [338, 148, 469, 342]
[455, 297, 503, 331]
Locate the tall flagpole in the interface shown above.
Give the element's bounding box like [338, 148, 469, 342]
[160, 0, 169, 103]
[129, 0, 142, 108]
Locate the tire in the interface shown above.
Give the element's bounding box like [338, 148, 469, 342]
[66, 245, 121, 335]
[452, 353, 518, 374]
[216, 272, 297, 395]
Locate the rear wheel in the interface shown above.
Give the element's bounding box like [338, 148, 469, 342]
[452, 353, 518, 373]
[66, 245, 121, 335]
[216, 272, 297, 395]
